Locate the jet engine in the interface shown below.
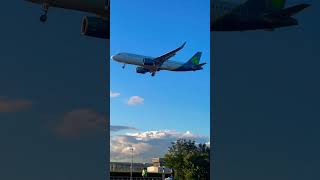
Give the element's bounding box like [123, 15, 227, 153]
[81, 16, 109, 39]
[143, 58, 155, 66]
[136, 67, 149, 74]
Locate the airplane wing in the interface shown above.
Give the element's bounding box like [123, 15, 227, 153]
[264, 4, 310, 18]
[153, 42, 186, 67]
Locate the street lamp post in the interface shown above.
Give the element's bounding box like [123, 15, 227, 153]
[129, 147, 134, 180]
[162, 167, 165, 180]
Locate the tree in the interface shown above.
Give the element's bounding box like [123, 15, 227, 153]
[164, 139, 210, 180]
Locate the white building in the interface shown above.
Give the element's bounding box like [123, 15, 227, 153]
[147, 158, 172, 174]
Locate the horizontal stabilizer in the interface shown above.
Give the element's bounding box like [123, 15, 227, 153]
[198, 63, 207, 67]
[265, 4, 310, 18]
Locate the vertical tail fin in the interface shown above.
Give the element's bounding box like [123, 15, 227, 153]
[268, 0, 286, 11]
[186, 52, 202, 66]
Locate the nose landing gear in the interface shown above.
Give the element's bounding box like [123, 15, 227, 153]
[40, 3, 49, 23]
[40, 14, 47, 22]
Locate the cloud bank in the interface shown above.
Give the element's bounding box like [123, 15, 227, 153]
[111, 129, 209, 162]
[111, 125, 138, 132]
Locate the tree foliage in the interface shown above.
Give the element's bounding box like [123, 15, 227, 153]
[164, 139, 210, 180]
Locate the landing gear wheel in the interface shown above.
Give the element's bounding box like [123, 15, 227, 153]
[40, 3, 49, 23]
[122, 64, 125, 69]
[151, 73, 155, 77]
[40, 14, 47, 22]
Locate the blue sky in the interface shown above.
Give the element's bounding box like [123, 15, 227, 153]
[110, 0, 210, 162]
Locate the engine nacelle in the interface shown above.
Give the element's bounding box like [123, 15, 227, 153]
[81, 16, 109, 39]
[136, 67, 149, 74]
[143, 58, 155, 66]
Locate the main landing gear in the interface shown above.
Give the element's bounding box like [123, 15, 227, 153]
[151, 72, 155, 77]
[40, 3, 49, 23]
[122, 64, 126, 69]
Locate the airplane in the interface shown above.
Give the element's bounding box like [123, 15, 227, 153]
[25, 0, 109, 39]
[211, 0, 310, 31]
[111, 42, 206, 77]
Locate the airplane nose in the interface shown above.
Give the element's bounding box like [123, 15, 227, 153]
[111, 55, 115, 60]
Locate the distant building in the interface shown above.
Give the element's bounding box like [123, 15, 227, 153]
[110, 157, 172, 174]
[110, 162, 151, 172]
[147, 157, 172, 174]
[152, 158, 165, 167]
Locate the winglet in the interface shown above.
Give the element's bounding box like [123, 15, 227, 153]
[178, 41, 187, 51]
[181, 41, 187, 48]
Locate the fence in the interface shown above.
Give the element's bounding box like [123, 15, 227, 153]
[110, 177, 162, 180]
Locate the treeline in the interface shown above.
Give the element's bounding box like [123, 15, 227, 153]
[164, 139, 210, 180]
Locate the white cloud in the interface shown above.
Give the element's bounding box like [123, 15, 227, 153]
[110, 129, 209, 163]
[127, 96, 144, 106]
[205, 141, 210, 147]
[110, 91, 121, 98]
